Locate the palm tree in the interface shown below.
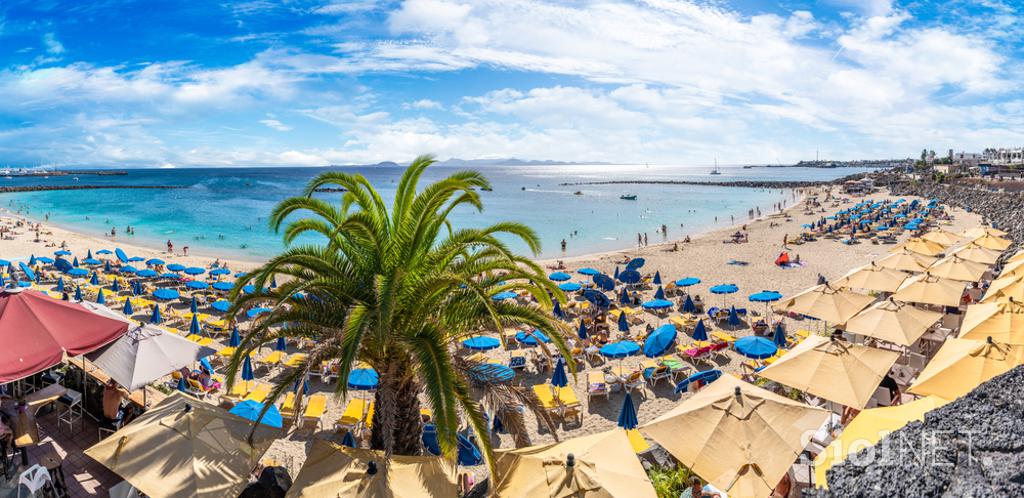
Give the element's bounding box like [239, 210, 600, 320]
[225, 155, 571, 468]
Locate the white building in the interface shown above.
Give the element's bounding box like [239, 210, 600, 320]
[983, 147, 1024, 165]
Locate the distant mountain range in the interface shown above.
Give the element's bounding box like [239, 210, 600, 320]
[328, 158, 610, 168]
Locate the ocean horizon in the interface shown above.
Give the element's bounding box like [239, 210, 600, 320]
[1, 164, 876, 260]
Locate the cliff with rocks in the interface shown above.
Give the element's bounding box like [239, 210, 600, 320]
[811, 366, 1024, 497]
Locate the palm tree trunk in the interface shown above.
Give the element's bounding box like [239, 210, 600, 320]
[370, 359, 423, 455]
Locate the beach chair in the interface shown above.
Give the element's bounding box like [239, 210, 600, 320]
[622, 371, 645, 395]
[284, 353, 307, 368]
[186, 334, 214, 347]
[708, 342, 730, 362]
[586, 371, 609, 402]
[643, 361, 672, 387]
[508, 354, 527, 371]
[279, 392, 301, 420]
[258, 350, 285, 367]
[334, 397, 369, 433]
[223, 381, 253, 403]
[244, 383, 272, 403]
[302, 394, 328, 431]
[364, 402, 376, 430]
[184, 378, 210, 399]
[531, 384, 560, 416]
[554, 386, 583, 424]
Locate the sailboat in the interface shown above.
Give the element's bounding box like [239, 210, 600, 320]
[710, 158, 721, 175]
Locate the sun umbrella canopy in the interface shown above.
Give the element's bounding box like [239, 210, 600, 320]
[970, 233, 1012, 251]
[625, 258, 645, 270]
[468, 363, 515, 384]
[166, 263, 186, 272]
[136, 269, 158, 278]
[897, 237, 946, 257]
[515, 329, 550, 345]
[980, 274, 1024, 302]
[617, 269, 641, 284]
[153, 288, 180, 300]
[210, 300, 230, 313]
[146, 258, 165, 266]
[748, 290, 782, 303]
[673, 369, 722, 393]
[962, 226, 1007, 239]
[675, 277, 701, 287]
[600, 341, 640, 358]
[927, 255, 989, 283]
[709, 284, 738, 294]
[68, 268, 89, 278]
[592, 274, 616, 291]
[54, 250, 72, 256]
[558, 282, 582, 292]
[548, 272, 571, 281]
[348, 368, 379, 390]
[834, 263, 909, 293]
[844, 298, 943, 347]
[462, 336, 500, 350]
[210, 268, 231, 276]
[908, 338, 1024, 400]
[643, 324, 676, 357]
[734, 336, 778, 359]
[183, 267, 205, 275]
[876, 250, 937, 272]
[949, 243, 1000, 265]
[491, 291, 517, 301]
[959, 300, 1024, 344]
[0, 289, 129, 382]
[758, 335, 900, 408]
[228, 400, 283, 428]
[643, 374, 830, 498]
[247, 307, 271, 318]
[814, 395, 949, 489]
[121, 265, 138, 274]
[893, 273, 966, 307]
[83, 392, 278, 498]
[577, 267, 600, 276]
[492, 430, 657, 498]
[185, 280, 208, 290]
[641, 299, 672, 309]
[773, 284, 874, 325]
[921, 229, 962, 246]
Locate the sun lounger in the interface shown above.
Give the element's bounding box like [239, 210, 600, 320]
[531, 384, 561, 415]
[215, 346, 236, 359]
[284, 353, 307, 368]
[710, 331, 736, 344]
[554, 386, 583, 424]
[185, 335, 214, 346]
[223, 380, 254, 402]
[279, 392, 300, 419]
[185, 379, 210, 399]
[622, 371, 644, 395]
[586, 371, 609, 402]
[365, 402, 376, 429]
[244, 383, 272, 403]
[302, 394, 328, 431]
[642, 360, 672, 387]
[334, 398, 369, 433]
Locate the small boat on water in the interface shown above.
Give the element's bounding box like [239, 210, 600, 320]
[710, 158, 721, 175]
[620, 194, 637, 200]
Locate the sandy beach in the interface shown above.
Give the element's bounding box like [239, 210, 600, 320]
[0, 185, 983, 480]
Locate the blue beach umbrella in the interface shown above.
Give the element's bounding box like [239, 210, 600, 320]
[72, 257, 79, 267]
[184, 267, 205, 276]
[111, 279, 120, 293]
[710, 284, 738, 295]
[37, 257, 54, 265]
[593, 274, 616, 291]
[128, 256, 145, 263]
[211, 300, 230, 313]
[177, 378, 188, 393]
[552, 300, 563, 319]
[212, 281, 233, 291]
[96, 289, 105, 305]
[548, 272, 571, 281]
[275, 336, 287, 352]
[104, 260, 111, 273]
[247, 307, 271, 318]
[653, 271, 662, 285]
[348, 368, 379, 390]
[728, 305, 740, 327]
[229, 327, 241, 347]
[643, 324, 677, 357]
[641, 299, 672, 310]
[153, 288, 179, 300]
[190, 296, 198, 313]
[617, 392, 638, 430]
[83, 258, 101, 265]
[422, 424, 483, 466]
[462, 336, 500, 350]
[692, 319, 708, 341]
[600, 341, 640, 358]
[293, 374, 310, 395]
[468, 363, 515, 384]
[654, 286, 665, 300]
[146, 258, 165, 266]
[583, 289, 610, 310]
[74, 286, 83, 301]
[167, 264, 185, 272]
[122, 298, 134, 315]
[550, 358, 568, 388]
[133, 280, 144, 295]
[55, 277, 64, 292]
[577, 320, 588, 340]
[136, 269, 157, 277]
[270, 276, 277, 288]
[96, 249, 112, 255]
[491, 291, 517, 301]
[613, 266, 620, 279]
[558, 282, 582, 292]
[735, 336, 778, 359]
[341, 431, 357, 448]
[617, 311, 629, 333]
[682, 295, 696, 313]
[189, 314, 201, 335]
[773, 323, 788, 348]
[54, 250, 71, 256]
[241, 356, 255, 381]
[87, 250, 93, 259]
[90, 272, 99, 285]
[186, 280, 208, 290]
[577, 268, 600, 276]
[619, 287, 630, 304]
[748, 290, 783, 303]
[121, 265, 138, 274]
[618, 270, 641, 284]
[150, 304, 162, 324]
[626, 258, 645, 270]
[674, 369, 722, 393]
[229, 400, 282, 428]
[210, 268, 230, 276]
[515, 329, 550, 345]
[158, 272, 177, 279]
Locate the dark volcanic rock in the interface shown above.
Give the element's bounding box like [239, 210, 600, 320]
[811, 366, 1024, 497]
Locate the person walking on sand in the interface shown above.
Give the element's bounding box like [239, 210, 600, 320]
[167, 240, 173, 253]
[561, 239, 567, 251]
[182, 246, 189, 256]
[782, 233, 788, 248]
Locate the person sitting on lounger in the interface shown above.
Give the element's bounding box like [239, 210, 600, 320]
[680, 477, 722, 498]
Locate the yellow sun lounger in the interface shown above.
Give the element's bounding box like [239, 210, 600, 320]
[224, 380, 254, 402]
[186, 335, 214, 346]
[335, 398, 368, 433]
[244, 383, 272, 403]
[531, 384, 560, 413]
[365, 402, 376, 429]
[303, 394, 328, 431]
[259, 351, 285, 365]
[284, 353, 307, 368]
[216, 346, 236, 358]
[279, 392, 300, 419]
[626, 428, 650, 453]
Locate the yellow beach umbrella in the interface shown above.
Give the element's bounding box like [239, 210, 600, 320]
[813, 395, 949, 489]
[962, 226, 1007, 239]
[959, 299, 1024, 344]
[908, 337, 1024, 399]
[772, 284, 874, 325]
[980, 274, 1024, 302]
[834, 262, 909, 293]
[492, 429, 657, 498]
[969, 233, 1012, 251]
[876, 249, 936, 273]
[926, 255, 990, 282]
[997, 257, 1024, 278]
[757, 335, 900, 409]
[844, 298, 943, 347]
[921, 229, 962, 247]
[84, 392, 278, 498]
[286, 440, 457, 497]
[895, 237, 946, 256]
[892, 273, 966, 307]
[950, 243, 1000, 265]
[1007, 249, 1024, 264]
[642, 374, 829, 498]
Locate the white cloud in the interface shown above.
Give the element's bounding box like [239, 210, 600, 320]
[259, 118, 292, 131]
[42, 33, 65, 55]
[403, 98, 442, 110]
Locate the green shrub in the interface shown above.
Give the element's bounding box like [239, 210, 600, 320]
[648, 463, 695, 498]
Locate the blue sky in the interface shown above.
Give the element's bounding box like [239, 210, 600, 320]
[0, 0, 1021, 167]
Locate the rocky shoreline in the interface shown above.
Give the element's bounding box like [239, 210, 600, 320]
[0, 185, 187, 193]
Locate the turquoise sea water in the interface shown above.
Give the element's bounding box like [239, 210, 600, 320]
[1, 164, 875, 260]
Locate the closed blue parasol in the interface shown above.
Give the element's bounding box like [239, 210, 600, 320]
[551, 358, 568, 387]
[577, 268, 600, 276]
[515, 329, 550, 345]
[212, 281, 233, 291]
[229, 400, 282, 428]
[654, 286, 665, 300]
[692, 319, 708, 341]
[275, 337, 287, 352]
[643, 324, 677, 357]
[90, 271, 99, 285]
[491, 291, 517, 301]
[150, 304, 162, 324]
[185, 280, 208, 290]
[559, 282, 582, 292]
[184, 267, 205, 276]
[600, 341, 640, 358]
[462, 336, 500, 350]
[619, 287, 630, 304]
[229, 326, 241, 347]
[728, 305, 741, 326]
[422, 424, 482, 466]
[548, 272, 571, 281]
[626, 258, 645, 270]
[74, 286, 83, 301]
[735, 336, 778, 359]
[247, 307, 271, 318]
[153, 288, 179, 300]
[617, 391, 638, 429]
[177, 378, 188, 392]
[96, 289, 106, 305]
[617, 270, 641, 284]
[552, 300, 563, 319]
[641, 299, 672, 309]
[167, 263, 185, 272]
[122, 298, 134, 315]
[674, 369, 722, 393]
[653, 271, 662, 285]
[189, 314, 201, 335]
[341, 431, 357, 448]
[55, 277, 64, 292]
[577, 320, 588, 340]
[618, 311, 629, 333]
[211, 300, 231, 313]
[241, 356, 255, 381]
[104, 260, 111, 272]
[613, 266, 620, 279]
[772, 323, 787, 348]
[348, 368, 379, 390]
[190, 296, 198, 313]
[682, 295, 696, 313]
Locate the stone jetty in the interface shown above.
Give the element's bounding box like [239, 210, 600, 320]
[0, 185, 187, 194]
